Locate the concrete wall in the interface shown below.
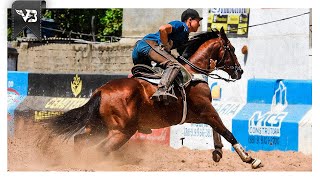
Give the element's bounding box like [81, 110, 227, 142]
[122, 8, 204, 37]
[15, 42, 134, 74]
[201, 8, 311, 103]
[203, 8, 311, 80]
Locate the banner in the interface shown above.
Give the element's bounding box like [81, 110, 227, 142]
[233, 79, 312, 152]
[28, 73, 128, 98]
[207, 8, 250, 37]
[7, 71, 28, 136]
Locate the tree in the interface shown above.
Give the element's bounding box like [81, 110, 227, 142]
[43, 9, 123, 42]
[7, 8, 123, 42]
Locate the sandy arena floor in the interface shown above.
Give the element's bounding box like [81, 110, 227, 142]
[7, 121, 312, 172]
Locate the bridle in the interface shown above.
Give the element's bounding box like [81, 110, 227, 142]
[178, 37, 241, 82]
[215, 39, 242, 73]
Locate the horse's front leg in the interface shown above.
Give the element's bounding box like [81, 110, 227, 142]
[204, 108, 262, 169]
[212, 130, 223, 162]
[188, 84, 262, 169]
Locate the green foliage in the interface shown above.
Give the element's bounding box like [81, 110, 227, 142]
[100, 9, 123, 39]
[8, 9, 123, 42]
[43, 9, 123, 42]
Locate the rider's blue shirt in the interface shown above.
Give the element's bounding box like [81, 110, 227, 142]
[143, 20, 189, 49]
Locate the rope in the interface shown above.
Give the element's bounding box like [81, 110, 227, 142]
[208, 73, 236, 82]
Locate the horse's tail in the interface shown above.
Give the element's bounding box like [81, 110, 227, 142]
[45, 91, 102, 140]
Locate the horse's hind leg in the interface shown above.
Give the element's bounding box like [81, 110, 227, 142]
[74, 125, 106, 155]
[94, 128, 136, 156]
[212, 130, 223, 162]
[74, 133, 88, 155]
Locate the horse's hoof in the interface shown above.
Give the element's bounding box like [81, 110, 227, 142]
[251, 158, 263, 169]
[212, 149, 223, 162]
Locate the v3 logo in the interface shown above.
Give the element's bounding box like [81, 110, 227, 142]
[15, 9, 37, 22]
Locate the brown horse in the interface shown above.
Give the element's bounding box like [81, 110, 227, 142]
[45, 27, 262, 169]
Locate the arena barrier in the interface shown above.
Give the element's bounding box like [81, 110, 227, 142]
[233, 79, 312, 154]
[170, 78, 246, 150]
[8, 71, 28, 137]
[170, 78, 312, 155]
[10, 72, 126, 136]
[9, 71, 171, 144]
[8, 72, 312, 153]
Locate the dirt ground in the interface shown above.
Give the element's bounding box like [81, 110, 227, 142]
[7, 122, 312, 172]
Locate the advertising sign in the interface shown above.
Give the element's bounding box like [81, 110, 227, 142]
[170, 78, 245, 150]
[207, 8, 250, 37]
[28, 73, 127, 98]
[131, 128, 170, 145]
[7, 71, 28, 136]
[232, 79, 312, 152]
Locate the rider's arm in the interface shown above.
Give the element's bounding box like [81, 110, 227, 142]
[159, 24, 172, 45]
[159, 24, 173, 51]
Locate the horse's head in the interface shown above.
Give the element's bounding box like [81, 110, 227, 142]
[214, 27, 243, 80]
[178, 27, 243, 80]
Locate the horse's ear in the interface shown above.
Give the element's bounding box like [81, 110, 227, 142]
[220, 26, 225, 34]
[220, 27, 228, 40]
[210, 27, 219, 37]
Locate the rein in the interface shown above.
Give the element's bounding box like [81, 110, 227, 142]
[178, 40, 237, 82]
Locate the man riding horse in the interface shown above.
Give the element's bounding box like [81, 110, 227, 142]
[45, 10, 261, 168]
[132, 8, 215, 104]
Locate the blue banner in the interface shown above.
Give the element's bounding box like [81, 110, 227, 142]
[7, 71, 28, 136]
[233, 79, 311, 152]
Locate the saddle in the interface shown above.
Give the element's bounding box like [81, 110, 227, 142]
[131, 64, 192, 88]
[130, 40, 208, 126]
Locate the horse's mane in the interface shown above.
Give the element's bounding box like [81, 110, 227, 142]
[177, 29, 220, 59]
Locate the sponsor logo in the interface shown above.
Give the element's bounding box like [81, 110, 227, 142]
[213, 102, 241, 116]
[248, 81, 288, 137]
[45, 98, 88, 110]
[7, 88, 20, 105]
[183, 124, 212, 138]
[8, 87, 25, 109]
[210, 8, 248, 15]
[71, 74, 82, 97]
[210, 82, 221, 100]
[34, 111, 64, 121]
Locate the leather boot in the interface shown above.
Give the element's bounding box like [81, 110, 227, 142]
[151, 62, 181, 104]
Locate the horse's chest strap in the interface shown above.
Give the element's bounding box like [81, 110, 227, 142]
[192, 74, 208, 83]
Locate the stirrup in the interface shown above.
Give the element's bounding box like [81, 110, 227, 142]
[151, 89, 178, 104]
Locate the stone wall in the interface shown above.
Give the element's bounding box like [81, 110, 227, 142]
[14, 40, 136, 74]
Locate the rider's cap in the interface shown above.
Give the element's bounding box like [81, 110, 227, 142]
[181, 8, 203, 22]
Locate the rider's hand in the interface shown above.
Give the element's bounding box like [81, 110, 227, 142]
[210, 59, 217, 69]
[163, 40, 173, 52]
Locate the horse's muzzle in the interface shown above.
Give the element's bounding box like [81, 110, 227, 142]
[231, 69, 243, 80]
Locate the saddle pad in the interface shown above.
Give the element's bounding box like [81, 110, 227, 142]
[136, 77, 160, 85]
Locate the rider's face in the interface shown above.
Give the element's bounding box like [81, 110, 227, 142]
[188, 18, 201, 32]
